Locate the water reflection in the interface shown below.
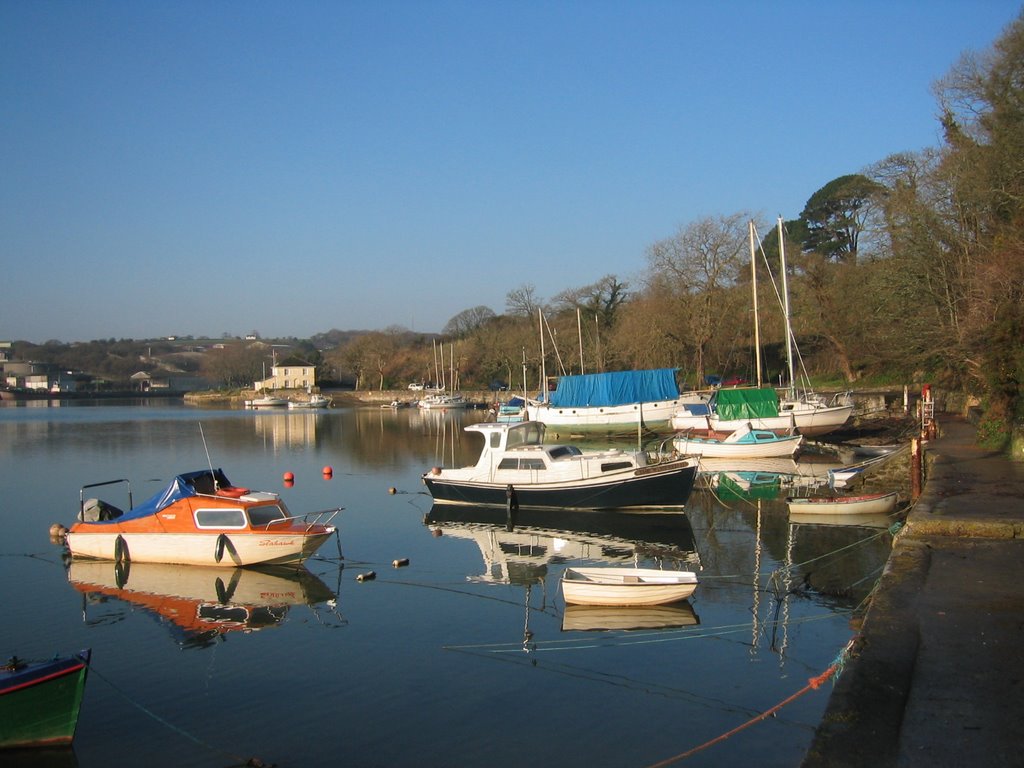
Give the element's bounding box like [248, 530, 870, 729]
[67, 562, 341, 648]
[423, 504, 700, 587]
[561, 601, 699, 632]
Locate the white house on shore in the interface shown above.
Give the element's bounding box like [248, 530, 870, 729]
[254, 357, 316, 391]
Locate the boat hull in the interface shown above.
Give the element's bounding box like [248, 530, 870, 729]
[0, 651, 90, 750]
[673, 434, 802, 458]
[527, 399, 682, 436]
[561, 567, 698, 606]
[423, 460, 697, 510]
[785, 491, 899, 516]
[66, 530, 334, 567]
[672, 404, 854, 437]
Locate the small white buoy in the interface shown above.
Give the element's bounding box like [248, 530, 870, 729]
[356, 571, 376, 582]
[49, 523, 68, 539]
[392, 558, 409, 568]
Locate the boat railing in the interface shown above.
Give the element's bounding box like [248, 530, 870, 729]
[79, 478, 133, 515]
[263, 508, 342, 532]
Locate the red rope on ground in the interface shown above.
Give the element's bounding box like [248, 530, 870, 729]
[643, 663, 840, 768]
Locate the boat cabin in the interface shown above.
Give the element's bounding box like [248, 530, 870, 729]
[461, 421, 649, 478]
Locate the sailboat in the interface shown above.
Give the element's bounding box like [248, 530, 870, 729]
[418, 341, 468, 409]
[525, 309, 699, 435]
[671, 219, 854, 437]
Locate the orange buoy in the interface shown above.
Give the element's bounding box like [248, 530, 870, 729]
[283, 471, 295, 482]
[322, 466, 333, 477]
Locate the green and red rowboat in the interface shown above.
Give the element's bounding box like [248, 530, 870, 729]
[0, 650, 90, 749]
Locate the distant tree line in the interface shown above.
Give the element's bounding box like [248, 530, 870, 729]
[8, 15, 1022, 450]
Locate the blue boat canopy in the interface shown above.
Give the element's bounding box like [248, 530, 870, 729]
[91, 469, 233, 524]
[549, 369, 679, 408]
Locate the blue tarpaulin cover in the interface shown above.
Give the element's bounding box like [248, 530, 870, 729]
[93, 469, 231, 523]
[548, 369, 679, 407]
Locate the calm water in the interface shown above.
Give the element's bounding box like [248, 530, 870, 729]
[0, 400, 894, 768]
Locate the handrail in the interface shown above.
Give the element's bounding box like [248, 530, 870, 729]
[263, 508, 342, 532]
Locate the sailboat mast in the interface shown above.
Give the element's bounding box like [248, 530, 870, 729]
[777, 216, 796, 398]
[538, 308, 547, 402]
[750, 220, 762, 388]
[577, 308, 585, 375]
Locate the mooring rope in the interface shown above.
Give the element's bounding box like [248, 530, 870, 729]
[84, 659, 274, 767]
[641, 637, 857, 767]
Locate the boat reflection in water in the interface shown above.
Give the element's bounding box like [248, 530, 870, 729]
[697, 455, 847, 503]
[561, 602, 699, 632]
[424, 504, 700, 583]
[423, 504, 701, 634]
[67, 561, 339, 648]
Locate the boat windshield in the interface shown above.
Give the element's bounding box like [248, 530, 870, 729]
[247, 505, 288, 526]
[506, 422, 545, 448]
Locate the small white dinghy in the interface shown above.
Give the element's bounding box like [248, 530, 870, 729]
[561, 567, 698, 606]
[785, 490, 899, 516]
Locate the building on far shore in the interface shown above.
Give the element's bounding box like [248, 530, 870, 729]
[254, 357, 316, 391]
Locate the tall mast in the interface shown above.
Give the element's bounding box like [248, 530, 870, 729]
[750, 220, 762, 388]
[538, 308, 547, 402]
[577, 308, 584, 375]
[777, 216, 796, 398]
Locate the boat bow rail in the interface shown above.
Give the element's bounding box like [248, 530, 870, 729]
[263, 508, 341, 532]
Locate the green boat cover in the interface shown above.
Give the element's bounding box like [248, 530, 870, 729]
[713, 387, 780, 420]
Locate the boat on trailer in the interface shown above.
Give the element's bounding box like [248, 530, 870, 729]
[66, 469, 339, 567]
[421, 420, 698, 511]
[561, 567, 698, 606]
[785, 490, 899, 516]
[0, 650, 90, 749]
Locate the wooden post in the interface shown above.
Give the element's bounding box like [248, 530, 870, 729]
[911, 437, 922, 500]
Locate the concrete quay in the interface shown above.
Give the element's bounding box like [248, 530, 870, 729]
[803, 414, 1024, 767]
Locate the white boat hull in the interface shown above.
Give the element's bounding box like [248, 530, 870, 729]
[527, 399, 683, 435]
[672, 403, 854, 437]
[561, 567, 698, 606]
[66, 530, 334, 567]
[785, 491, 899, 516]
[673, 433, 802, 458]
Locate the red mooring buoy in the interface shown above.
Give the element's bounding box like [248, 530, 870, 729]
[322, 466, 333, 477]
[283, 471, 295, 482]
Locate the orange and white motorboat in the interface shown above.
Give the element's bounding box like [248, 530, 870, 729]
[66, 469, 340, 567]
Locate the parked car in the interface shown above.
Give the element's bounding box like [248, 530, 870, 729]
[408, 383, 424, 391]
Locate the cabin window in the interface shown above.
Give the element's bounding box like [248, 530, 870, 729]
[496, 458, 546, 470]
[490, 433, 501, 448]
[548, 446, 582, 460]
[194, 508, 247, 529]
[248, 505, 288, 526]
[600, 461, 633, 473]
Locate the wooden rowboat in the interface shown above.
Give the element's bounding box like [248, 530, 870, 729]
[785, 491, 899, 516]
[561, 567, 698, 606]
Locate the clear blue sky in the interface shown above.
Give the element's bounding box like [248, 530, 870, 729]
[2, 1, 1020, 343]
